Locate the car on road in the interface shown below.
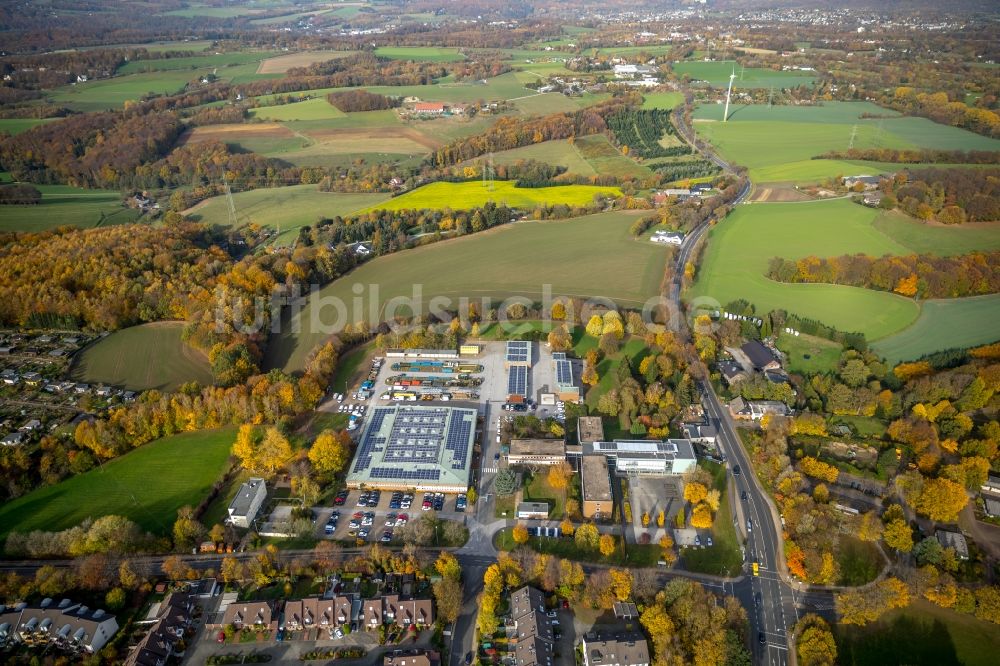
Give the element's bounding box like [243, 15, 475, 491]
[546, 611, 558, 618]
[741, 491, 748, 501]
[747, 519, 752, 532]
[754, 592, 761, 606]
[494, 452, 500, 461]
[758, 632, 766, 645]
[733, 465, 741, 475]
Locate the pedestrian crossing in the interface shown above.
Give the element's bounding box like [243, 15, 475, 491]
[482, 466, 499, 474]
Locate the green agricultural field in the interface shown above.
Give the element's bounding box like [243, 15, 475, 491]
[512, 92, 581, 116]
[117, 51, 278, 74]
[872, 294, 1000, 364]
[0, 428, 237, 538]
[374, 47, 465, 62]
[358, 180, 620, 213]
[472, 139, 596, 176]
[673, 60, 815, 88]
[692, 102, 1000, 182]
[264, 211, 667, 372]
[835, 599, 1000, 666]
[0, 183, 140, 232]
[642, 92, 685, 110]
[874, 213, 1000, 255]
[0, 118, 59, 135]
[365, 71, 533, 104]
[249, 96, 346, 121]
[690, 199, 918, 340]
[691, 198, 1000, 358]
[775, 332, 843, 375]
[70, 322, 214, 391]
[186, 185, 390, 244]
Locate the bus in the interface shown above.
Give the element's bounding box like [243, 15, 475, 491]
[752, 562, 759, 576]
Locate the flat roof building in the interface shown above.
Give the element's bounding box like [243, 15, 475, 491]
[346, 406, 477, 492]
[582, 633, 650, 666]
[508, 439, 566, 467]
[505, 340, 532, 368]
[517, 502, 551, 519]
[552, 356, 580, 402]
[581, 455, 613, 519]
[589, 439, 697, 476]
[227, 478, 267, 529]
[507, 364, 529, 400]
[577, 416, 605, 445]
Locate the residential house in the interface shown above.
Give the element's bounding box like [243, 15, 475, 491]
[936, 530, 970, 560]
[282, 597, 338, 634]
[682, 423, 718, 449]
[22, 372, 42, 387]
[221, 601, 272, 631]
[728, 397, 791, 421]
[509, 586, 554, 666]
[741, 340, 780, 372]
[382, 595, 434, 629]
[226, 478, 267, 528]
[384, 650, 440, 666]
[1, 369, 19, 385]
[0, 598, 118, 655]
[2, 432, 25, 446]
[582, 633, 651, 666]
[19, 419, 42, 432]
[650, 231, 684, 246]
[718, 360, 749, 385]
[124, 592, 193, 666]
[362, 598, 383, 629]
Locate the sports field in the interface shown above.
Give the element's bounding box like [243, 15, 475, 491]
[872, 294, 1000, 363]
[690, 198, 1000, 358]
[186, 185, 390, 244]
[70, 322, 214, 391]
[691, 102, 1000, 182]
[0, 182, 140, 232]
[0, 427, 237, 538]
[673, 60, 816, 88]
[264, 211, 666, 372]
[374, 46, 466, 62]
[358, 180, 621, 213]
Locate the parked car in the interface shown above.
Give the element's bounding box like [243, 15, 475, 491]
[335, 627, 345, 639]
[465, 652, 473, 665]
[706, 536, 713, 547]
[546, 611, 558, 618]
[217, 631, 226, 643]
[694, 535, 701, 546]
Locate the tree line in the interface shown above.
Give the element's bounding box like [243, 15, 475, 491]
[326, 89, 400, 112]
[817, 148, 1000, 165]
[878, 168, 1000, 223]
[767, 251, 1000, 299]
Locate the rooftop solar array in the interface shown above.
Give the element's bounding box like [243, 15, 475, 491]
[552, 352, 566, 360]
[505, 340, 531, 364]
[507, 364, 528, 397]
[347, 406, 477, 489]
[555, 359, 573, 387]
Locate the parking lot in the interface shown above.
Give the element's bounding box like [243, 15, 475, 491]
[627, 476, 683, 541]
[312, 488, 467, 542]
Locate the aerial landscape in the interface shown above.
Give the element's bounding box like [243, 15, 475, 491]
[0, 1, 999, 665]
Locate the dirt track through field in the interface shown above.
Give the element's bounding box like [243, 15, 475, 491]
[177, 123, 296, 145]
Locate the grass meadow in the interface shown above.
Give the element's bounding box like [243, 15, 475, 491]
[691, 197, 1000, 360]
[835, 599, 1000, 666]
[775, 332, 843, 375]
[642, 92, 685, 110]
[356, 180, 621, 213]
[117, 51, 279, 74]
[474, 139, 597, 176]
[186, 185, 390, 244]
[0, 428, 237, 537]
[264, 210, 666, 372]
[673, 60, 816, 88]
[70, 322, 214, 391]
[691, 102, 1000, 182]
[250, 96, 346, 121]
[373, 47, 466, 62]
[0, 181, 140, 232]
[0, 118, 59, 135]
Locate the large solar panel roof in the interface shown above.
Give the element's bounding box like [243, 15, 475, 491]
[507, 365, 528, 397]
[505, 340, 531, 363]
[555, 359, 573, 386]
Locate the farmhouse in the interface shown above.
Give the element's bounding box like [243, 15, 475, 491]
[346, 405, 477, 493]
[507, 439, 566, 467]
[0, 598, 119, 655]
[842, 175, 882, 190]
[412, 102, 445, 115]
[226, 478, 267, 528]
[582, 633, 651, 666]
[650, 230, 684, 245]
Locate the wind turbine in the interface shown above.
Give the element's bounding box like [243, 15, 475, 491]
[723, 67, 736, 122]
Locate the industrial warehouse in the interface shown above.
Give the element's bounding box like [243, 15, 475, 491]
[346, 405, 478, 492]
